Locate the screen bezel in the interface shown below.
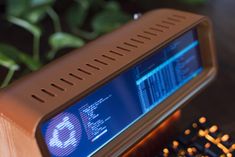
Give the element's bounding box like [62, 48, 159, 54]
[36, 18, 217, 157]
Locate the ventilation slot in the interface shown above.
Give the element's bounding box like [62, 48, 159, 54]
[123, 42, 138, 48]
[77, 68, 92, 75]
[31, 94, 45, 103]
[86, 63, 100, 70]
[137, 34, 151, 40]
[130, 38, 144, 44]
[69, 73, 83, 80]
[155, 24, 169, 29]
[94, 59, 108, 65]
[60, 78, 74, 86]
[116, 46, 131, 52]
[162, 20, 175, 26]
[109, 50, 124, 56]
[41, 88, 55, 97]
[102, 54, 116, 61]
[167, 17, 181, 22]
[143, 31, 157, 36]
[172, 14, 186, 19]
[51, 83, 65, 91]
[149, 27, 164, 32]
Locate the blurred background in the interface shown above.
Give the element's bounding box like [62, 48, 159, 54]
[0, 0, 235, 150]
[0, 0, 213, 87]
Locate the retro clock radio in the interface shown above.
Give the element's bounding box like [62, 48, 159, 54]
[0, 9, 216, 157]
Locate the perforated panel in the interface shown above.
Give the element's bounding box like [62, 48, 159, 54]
[31, 12, 187, 104]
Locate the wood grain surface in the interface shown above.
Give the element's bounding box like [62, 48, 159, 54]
[0, 116, 41, 157]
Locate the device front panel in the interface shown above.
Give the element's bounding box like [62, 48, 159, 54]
[38, 28, 203, 157]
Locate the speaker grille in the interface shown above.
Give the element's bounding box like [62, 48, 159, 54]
[30, 13, 187, 103]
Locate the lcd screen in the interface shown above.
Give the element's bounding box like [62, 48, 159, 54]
[40, 28, 202, 157]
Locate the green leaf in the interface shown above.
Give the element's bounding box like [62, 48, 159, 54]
[24, 5, 50, 24]
[30, 0, 54, 6]
[104, 1, 121, 12]
[6, 0, 54, 24]
[6, 0, 30, 16]
[49, 32, 85, 50]
[0, 43, 41, 71]
[6, 16, 42, 61]
[0, 53, 19, 71]
[47, 7, 61, 32]
[66, 0, 90, 30]
[23, 0, 55, 24]
[48, 32, 85, 59]
[92, 10, 131, 35]
[7, 16, 42, 38]
[0, 53, 19, 88]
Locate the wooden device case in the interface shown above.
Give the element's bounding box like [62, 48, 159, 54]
[0, 9, 217, 157]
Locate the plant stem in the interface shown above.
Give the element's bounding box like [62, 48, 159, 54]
[33, 35, 40, 61]
[1, 69, 15, 88]
[47, 7, 61, 32]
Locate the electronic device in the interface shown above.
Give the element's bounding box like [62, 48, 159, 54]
[0, 9, 217, 157]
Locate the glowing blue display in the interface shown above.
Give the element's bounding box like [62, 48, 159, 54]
[40, 29, 202, 157]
